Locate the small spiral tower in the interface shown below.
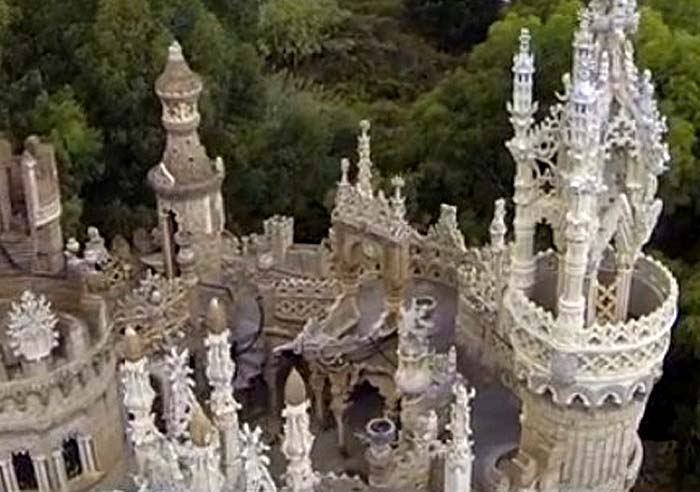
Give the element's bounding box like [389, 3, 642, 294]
[501, 1, 678, 490]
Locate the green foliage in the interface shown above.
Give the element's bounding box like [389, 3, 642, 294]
[402, 0, 504, 53]
[258, 0, 349, 67]
[226, 76, 356, 240]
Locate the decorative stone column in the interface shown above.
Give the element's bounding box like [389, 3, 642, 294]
[77, 435, 97, 474]
[120, 328, 160, 476]
[31, 454, 51, 492]
[204, 298, 242, 484]
[507, 30, 538, 292]
[281, 369, 318, 492]
[189, 408, 224, 492]
[490, 199, 508, 308]
[444, 383, 476, 492]
[0, 457, 19, 492]
[556, 182, 596, 340]
[51, 450, 69, 492]
[382, 241, 409, 315]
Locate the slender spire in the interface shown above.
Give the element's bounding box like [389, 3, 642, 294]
[356, 120, 373, 198]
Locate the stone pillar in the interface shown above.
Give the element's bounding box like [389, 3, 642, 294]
[382, 241, 409, 315]
[31, 455, 51, 492]
[490, 199, 508, 308]
[281, 369, 318, 492]
[51, 450, 69, 492]
[159, 207, 176, 279]
[556, 186, 596, 340]
[77, 435, 97, 474]
[0, 457, 19, 492]
[444, 384, 475, 492]
[615, 266, 634, 322]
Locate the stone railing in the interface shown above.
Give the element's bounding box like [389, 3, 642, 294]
[0, 326, 116, 431]
[274, 277, 341, 323]
[506, 254, 678, 406]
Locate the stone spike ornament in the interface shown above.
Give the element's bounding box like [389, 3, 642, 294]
[240, 424, 278, 492]
[281, 369, 318, 492]
[501, 0, 678, 491]
[6, 290, 59, 363]
[165, 347, 197, 440]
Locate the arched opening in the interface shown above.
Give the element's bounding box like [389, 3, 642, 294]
[12, 451, 37, 491]
[62, 437, 82, 480]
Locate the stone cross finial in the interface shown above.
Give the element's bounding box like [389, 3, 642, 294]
[6, 290, 59, 362]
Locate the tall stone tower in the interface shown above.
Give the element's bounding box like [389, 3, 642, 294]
[501, 1, 678, 491]
[148, 41, 226, 281]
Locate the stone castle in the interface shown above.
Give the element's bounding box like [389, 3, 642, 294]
[0, 0, 678, 491]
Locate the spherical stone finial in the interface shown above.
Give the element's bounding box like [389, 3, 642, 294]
[284, 368, 307, 406]
[124, 326, 144, 362]
[206, 297, 227, 334]
[359, 119, 371, 134]
[190, 406, 215, 447]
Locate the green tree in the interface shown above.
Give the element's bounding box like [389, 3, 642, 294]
[258, 0, 349, 67]
[402, 0, 504, 53]
[28, 89, 104, 236]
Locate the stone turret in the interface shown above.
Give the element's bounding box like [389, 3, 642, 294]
[148, 41, 226, 281]
[501, 1, 677, 491]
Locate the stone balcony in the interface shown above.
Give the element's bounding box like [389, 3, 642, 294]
[504, 252, 678, 407]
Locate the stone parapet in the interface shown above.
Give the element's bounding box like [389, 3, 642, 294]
[505, 253, 677, 407]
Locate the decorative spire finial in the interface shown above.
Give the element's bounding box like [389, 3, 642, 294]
[205, 297, 227, 334]
[356, 119, 373, 197]
[285, 368, 307, 406]
[168, 40, 184, 62]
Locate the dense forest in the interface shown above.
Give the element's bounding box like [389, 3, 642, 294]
[2, 0, 700, 484]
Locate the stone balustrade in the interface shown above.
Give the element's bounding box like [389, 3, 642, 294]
[505, 253, 677, 406]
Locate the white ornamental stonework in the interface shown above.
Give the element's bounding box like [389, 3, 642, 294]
[6, 290, 59, 362]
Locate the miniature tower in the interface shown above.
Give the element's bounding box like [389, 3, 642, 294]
[444, 383, 475, 492]
[506, 29, 538, 291]
[281, 369, 318, 492]
[204, 297, 243, 484]
[502, 2, 677, 491]
[148, 41, 226, 281]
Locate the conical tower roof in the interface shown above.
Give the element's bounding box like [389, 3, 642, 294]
[155, 41, 202, 97]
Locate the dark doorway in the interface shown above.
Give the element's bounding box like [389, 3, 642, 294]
[149, 375, 167, 434]
[62, 437, 82, 480]
[12, 451, 37, 491]
[165, 210, 180, 277]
